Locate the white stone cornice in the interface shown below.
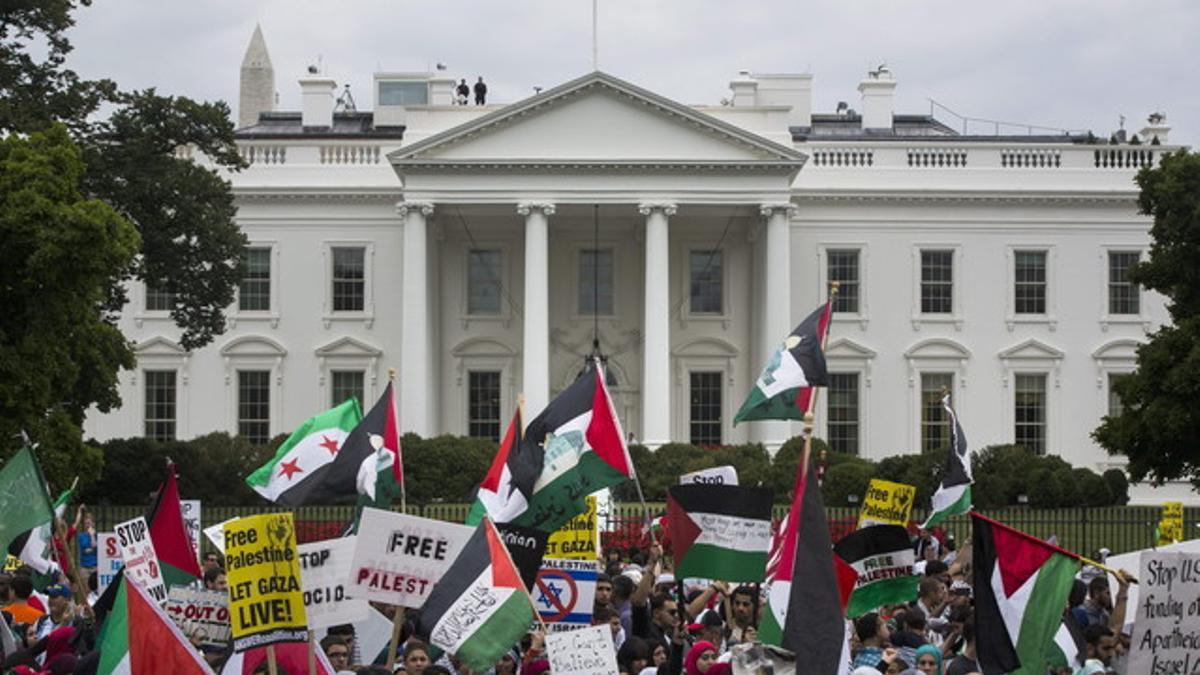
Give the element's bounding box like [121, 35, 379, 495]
[637, 202, 677, 217]
[759, 202, 798, 218]
[516, 201, 556, 216]
[396, 200, 435, 218]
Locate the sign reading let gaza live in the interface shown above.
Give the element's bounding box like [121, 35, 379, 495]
[545, 496, 599, 559]
[224, 513, 307, 652]
[857, 479, 917, 529]
[349, 507, 474, 607]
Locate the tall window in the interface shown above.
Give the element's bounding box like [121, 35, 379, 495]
[827, 373, 860, 455]
[331, 247, 365, 312]
[920, 250, 953, 314]
[1108, 251, 1141, 315]
[468, 371, 501, 441]
[238, 370, 271, 444]
[828, 250, 860, 313]
[920, 373, 953, 452]
[578, 249, 614, 315]
[145, 284, 174, 312]
[1014, 250, 1047, 314]
[239, 247, 272, 311]
[1014, 373, 1047, 454]
[689, 251, 723, 314]
[467, 249, 502, 315]
[689, 371, 723, 445]
[331, 370, 364, 408]
[143, 370, 177, 441]
[1107, 373, 1131, 418]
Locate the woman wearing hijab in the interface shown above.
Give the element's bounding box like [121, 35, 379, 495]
[683, 641, 730, 675]
[912, 644, 943, 674]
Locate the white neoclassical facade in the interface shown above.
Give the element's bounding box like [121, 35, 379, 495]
[84, 30, 1191, 503]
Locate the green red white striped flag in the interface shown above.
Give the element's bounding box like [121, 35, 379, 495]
[96, 576, 215, 674]
[923, 394, 973, 528]
[734, 302, 832, 423]
[833, 525, 919, 618]
[666, 484, 774, 583]
[147, 463, 204, 587]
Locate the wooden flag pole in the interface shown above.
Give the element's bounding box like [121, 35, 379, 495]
[385, 605, 407, 670]
[266, 645, 279, 675]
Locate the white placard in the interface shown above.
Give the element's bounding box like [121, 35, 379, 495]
[545, 624, 619, 675]
[298, 537, 369, 630]
[534, 558, 598, 631]
[96, 532, 123, 593]
[180, 499, 201, 563]
[1127, 551, 1200, 673]
[348, 508, 474, 607]
[204, 518, 235, 555]
[166, 586, 230, 649]
[114, 516, 167, 604]
[679, 465, 739, 486]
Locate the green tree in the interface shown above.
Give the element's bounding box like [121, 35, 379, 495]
[1094, 151, 1200, 488]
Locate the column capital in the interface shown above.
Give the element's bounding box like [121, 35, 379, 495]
[517, 201, 556, 216]
[637, 202, 677, 217]
[396, 200, 435, 218]
[759, 202, 798, 218]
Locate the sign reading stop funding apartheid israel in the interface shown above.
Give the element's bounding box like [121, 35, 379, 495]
[298, 536, 368, 630]
[1127, 550, 1200, 673]
[857, 479, 917, 529]
[348, 507, 474, 608]
[224, 513, 307, 652]
[545, 496, 599, 559]
[114, 516, 167, 605]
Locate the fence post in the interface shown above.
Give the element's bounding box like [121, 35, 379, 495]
[1080, 506, 1088, 557]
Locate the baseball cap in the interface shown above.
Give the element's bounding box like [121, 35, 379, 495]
[44, 583, 71, 598]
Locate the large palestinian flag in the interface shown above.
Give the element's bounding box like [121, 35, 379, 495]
[511, 363, 635, 533]
[466, 406, 540, 526]
[346, 381, 404, 508]
[0, 446, 55, 568]
[8, 484, 74, 587]
[666, 484, 774, 582]
[923, 394, 973, 528]
[246, 398, 363, 505]
[96, 576, 215, 674]
[147, 463, 204, 587]
[833, 525, 919, 617]
[734, 301, 832, 423]
[416, 519, 535, 673]
[973, 513, 1081, 675]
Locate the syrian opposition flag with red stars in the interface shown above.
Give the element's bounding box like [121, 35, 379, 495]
[735, 301, 832, 423]
[973, 513, 1081, 675]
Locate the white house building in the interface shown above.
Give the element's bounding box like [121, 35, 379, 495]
[85, 28, 1190, 504]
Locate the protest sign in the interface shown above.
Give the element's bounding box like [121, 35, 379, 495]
[4, 555, 20, 572]
[857, 479, 917, 529]
[679, 465, 739, 486]
[298, 536, 368, 630]
[181, 499, 201, 563]
[1127, 550, 1200, 673]
[545, 623, 619, 675]
[545, 496, 599, 559]
[224, 513, 307, 652]
[97, 532, 123, 593]
[533, 558, 598, 631]
[1157, 502, 1184, 546]
[166, 586, 231, 649]
[495, 522, 549, 591]
[204, 517, 235, 555]
[114, 516, 167, 604]
[348, 507, 473, 607]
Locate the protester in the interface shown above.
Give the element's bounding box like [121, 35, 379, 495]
[5, 576, 44, 625]
[1072, 577, 1113, 628]
[203, 566, 228, 592]
[320, 635, 351, 672]
[74, 505, 97, 575]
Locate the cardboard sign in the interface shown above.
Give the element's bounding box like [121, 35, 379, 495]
[4, 555, 21, 572]
[298, 537, 368, 630]
[204, 518, 235, 555]
[533, 558, 598, 631]
[857, 479, 917, 529]
[166, 586, 231, 649]
[545, 623, 619, 675]
[1127, 551, 1200, 673]
[546, 496, 599, 559]
[181, 499, 201, 563]
[348, 507, 474, 607]
[114, 516, 167, 605]
[97, 532, 123, 593]
[1157, 502, 1185, 546]
[680, 465, 739, 486]
[224, 513, 307, 652]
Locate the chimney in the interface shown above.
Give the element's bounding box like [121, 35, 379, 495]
[300, 75, 337, 128]
[1140, 112, 1170, 144]
[729, 74, 758, 107]
[857, 67, 896, 131]
[238, 24, 275, 129]
[752, 73, 813, 128]
[429, 76, 455, 106]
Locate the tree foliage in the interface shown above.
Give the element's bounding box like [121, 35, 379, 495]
[1094, 151, 1200, 488]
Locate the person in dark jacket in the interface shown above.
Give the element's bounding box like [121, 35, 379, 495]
[473, 77, 488, 105]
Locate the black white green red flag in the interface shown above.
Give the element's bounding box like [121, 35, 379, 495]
[923, 394, 973, 528]
[345, 381, 404, 508]
[465, 406, 540, 526]
[0, 445, 55, 568]
[666, 484, 774, 583]
[833, 525, 919, 618]
[96, 575, 215, 675]
[973, 513, 1081, 675]
[147, 463, 204, 587]
[8, 483, 75, 586]
[415, 519, 535, 673]
[734, 302, 832, 423]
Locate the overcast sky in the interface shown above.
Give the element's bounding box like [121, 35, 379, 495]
[65, 0, 1197, 145]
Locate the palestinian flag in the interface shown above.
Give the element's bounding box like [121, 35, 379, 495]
[512, 363, 635, 533]
[0, 446, 55, 569]
[147, 463, 204, 587]
[416, 519, 535, 673]
[759, 453, 854, 672]
[245, 398, 363, 506]
[96, 576, 215, 674]
[1048, 612, 1086, 671]
[8, 484, 75, 586]
[465, 406, 540, 526]
[923, 394, 973, 528]
[221, 642, 336, 675]
[347, 382, 404, 508]
[666, 484, 774, 582]
[734, 301, 832, 424]
[973, 513, 1081, 675]
[833, 525, 919, 617]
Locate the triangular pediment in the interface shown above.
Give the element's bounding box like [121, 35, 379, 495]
[391, 72, 805, 171]
[826, 337, 877, 359]
[998, 338, 1063, 361]
[315, 336, 382, 358]
[136, 336, 187, 356]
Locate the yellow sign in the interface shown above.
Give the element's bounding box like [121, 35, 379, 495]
[858, 479, 917, 529]
[1157, 502, 1184, 546]
[224, 513, 308, 652]
[546, 496, 599, 559]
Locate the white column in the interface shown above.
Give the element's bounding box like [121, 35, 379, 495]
[519, 202, 555, 416]
[639, 202, 676, 448]
[398, 201, 435, 435]
[756, 202, 797, 450]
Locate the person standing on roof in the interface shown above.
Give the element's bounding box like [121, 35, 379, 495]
[474, 76, 488, 105]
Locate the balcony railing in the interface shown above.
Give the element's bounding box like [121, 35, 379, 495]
[801, 141, 1169, 172]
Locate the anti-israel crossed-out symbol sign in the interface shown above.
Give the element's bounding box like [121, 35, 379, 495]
[534, 568, 577, 623]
